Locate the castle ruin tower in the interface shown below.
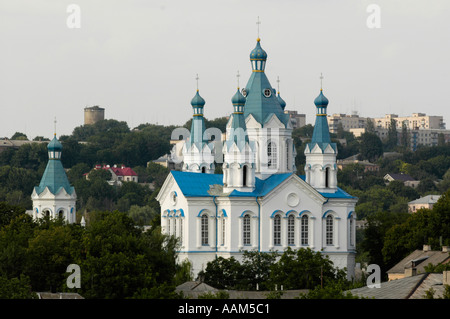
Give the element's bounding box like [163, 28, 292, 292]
[84, 106, 105, 125]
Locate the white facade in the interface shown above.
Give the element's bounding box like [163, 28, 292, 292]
[157, 172, 357, 279]
[31, 187, 77, 223]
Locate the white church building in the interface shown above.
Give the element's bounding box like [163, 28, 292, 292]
[156, 37, 358, 280]
[30, 134, 77, 224]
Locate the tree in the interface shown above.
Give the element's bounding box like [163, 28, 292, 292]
[269, 247, 344, 290]
[0, 275, 36, 299]
[385, 119, 398, 151]
[199, 256, 243, 290]
[11, 132, 28, 140]
[359, 132, 383, 162]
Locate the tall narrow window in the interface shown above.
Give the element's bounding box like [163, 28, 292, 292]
[325, 167, 330, 188]
[168, 216, 171, 235]
[173, 217, 177, 237]
[201, 167, 206, 173]
[286, 140, 290, 171]
[180, 218, 183, 245]
[243, 214, 251, 246]
[268, 142, 277, 168]
[221, 218, 226, 246]
[288, 215, 295, 246]
[349, 218, 354, 246]
[326, 215, 333, 246]
[301, 215, 309, 245]
[201, 215, 209, 246]
[273, 215, 281, 246]
[243, 165, 247, 187]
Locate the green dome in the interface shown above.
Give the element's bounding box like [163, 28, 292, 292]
[48, 135, 62, 151]
[250, 39, 267, 60]
[277, 92, 286, 109]
[314, 90, 329, 107]
[191, 90, 206, 107]
[231, 89, 246, 105]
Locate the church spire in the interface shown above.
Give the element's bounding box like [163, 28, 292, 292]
[304, 74, 337, 192]
[182, 78, 215, 174]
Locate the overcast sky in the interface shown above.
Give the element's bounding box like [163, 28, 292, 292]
[1, 0, 449, 139]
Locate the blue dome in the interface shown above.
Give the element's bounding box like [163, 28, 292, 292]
[250, 39, 267, 61]
[48, 136, 62, 151]
[314, 90, 329, 107]
[191, 90, 205, 107]
[231, 89, 246, 105]
[277, 93, 286, 109]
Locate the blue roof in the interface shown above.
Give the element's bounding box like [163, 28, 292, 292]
[243, 71, 289, 127]
[35, 158, 75, 195]
[170, 171, 355, 199]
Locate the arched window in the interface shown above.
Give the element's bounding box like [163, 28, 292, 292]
[288, 215, 295, 246]
[201, 214, 209, 246]
[326, 215, 333, 246]
[325, 167, 330, 188]
[243, 214, 251, 246]
[58, 210, 64, 219]
[201, 166, 206, 173]
[267, 142, 277, 168]
[301, 215, 309, 245]
[273, 215, 281, 246]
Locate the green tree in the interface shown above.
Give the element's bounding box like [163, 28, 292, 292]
[359, 132, 383, 162]
[0, 275, 37, 299]
[269, 247, 344, 290]
[11, 132, 28, 140]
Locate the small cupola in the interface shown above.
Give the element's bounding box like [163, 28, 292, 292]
[47, 135, 62, 160]
[191, 90, 205, 116]
[250, 38, 267, 72]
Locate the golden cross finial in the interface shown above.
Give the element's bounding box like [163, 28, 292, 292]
[237, 70, 240, 89]
[256, 16, 261, 40]
[277, 76, 281, 94]
[195, 74, 199, 91]
[54, 117, 57, 136]
[320, 73, 324, 91]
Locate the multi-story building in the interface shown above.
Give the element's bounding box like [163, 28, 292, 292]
[373, 113, 445, 131]
[285, 110, 306, 130]
[327, 113, 368, 134]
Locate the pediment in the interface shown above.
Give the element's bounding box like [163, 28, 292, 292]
[245, 114, 262, 129]
[263, 113, 284, 129]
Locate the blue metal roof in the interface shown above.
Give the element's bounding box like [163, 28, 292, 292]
[243, 71, 289, 127]
[170, 171, 355, 199]
[35, 158, 75, 195]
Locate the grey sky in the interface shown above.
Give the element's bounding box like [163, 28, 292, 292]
[1, 0, 449, 140]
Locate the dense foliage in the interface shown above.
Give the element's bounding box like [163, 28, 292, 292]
[1, 117, 450, 297]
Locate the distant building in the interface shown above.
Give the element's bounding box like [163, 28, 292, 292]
[349, 271, 450, 299]
[337, 155, 380, 172]
[84, 105, 105, 125]
[327, 113, 368, 134]
[373, 113, 445, 131]
[408, 195, 441, 213]
[87, 164, 138, 186]
[285, 110, 306, 129]
[386, 245, 450, 281]
[0, 138, 46, 153]
[384, 173, 419, 188]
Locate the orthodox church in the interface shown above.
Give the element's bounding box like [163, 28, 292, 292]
[156, 37, 358, 280]
[30, 134, 77, 224]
